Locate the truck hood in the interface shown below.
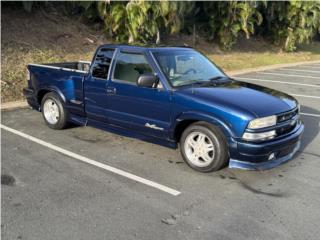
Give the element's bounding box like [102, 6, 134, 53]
[176, 80, 297, 117]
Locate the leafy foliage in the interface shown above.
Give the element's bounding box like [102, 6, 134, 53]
[262, 1, 320, 51]
[7, 0, 320, 51]
[90, 0, 194, 44]
[204, 1, 263, 49]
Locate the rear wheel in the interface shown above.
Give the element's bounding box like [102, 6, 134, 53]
[41, 92, 68, 130]
[180, 122, 229, 172]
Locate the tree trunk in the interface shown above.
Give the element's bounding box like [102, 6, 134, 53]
[156, 29, 161, 45]
[128, 34, 134, 43]
[193, 23, 196, 47]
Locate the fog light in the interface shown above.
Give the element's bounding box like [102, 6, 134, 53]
[268, 153, 275, 161]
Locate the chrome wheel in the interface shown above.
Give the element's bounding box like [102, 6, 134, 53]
[43, 99, 60, 125]
[184, 131, 215, 167]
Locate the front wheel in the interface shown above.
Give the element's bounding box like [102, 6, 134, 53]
[180, 122, 229, 172]
[41, 92, 68, 130]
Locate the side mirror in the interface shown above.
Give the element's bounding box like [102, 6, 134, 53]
[137, 74, 157, 88]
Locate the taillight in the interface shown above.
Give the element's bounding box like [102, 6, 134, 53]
[26, 68, 30, 81]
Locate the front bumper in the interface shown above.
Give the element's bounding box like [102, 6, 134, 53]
[228, 122, 304, 170]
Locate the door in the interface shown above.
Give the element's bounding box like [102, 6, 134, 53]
[106, 51, 172, 139]
[84, 48, 115, 123]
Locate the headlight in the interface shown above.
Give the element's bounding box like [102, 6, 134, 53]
[247, 115, 276, 129]
[243, 130, 276, 141]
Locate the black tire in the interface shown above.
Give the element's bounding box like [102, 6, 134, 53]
[180, 121, 229, 172]
[41, 92, 68, 130]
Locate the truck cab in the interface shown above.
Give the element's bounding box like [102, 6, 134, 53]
[24, 44, 304, 172]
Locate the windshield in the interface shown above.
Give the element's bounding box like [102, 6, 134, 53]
[152, 50, 225, 87]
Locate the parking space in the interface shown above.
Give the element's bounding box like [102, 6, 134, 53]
[276, 68, 320, 77]
[2, 63, 320, 239]
[236, 74, 320, 88]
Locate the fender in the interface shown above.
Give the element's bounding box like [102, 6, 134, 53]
[37, 86, 67, 104]
[170, 110, 236, 140]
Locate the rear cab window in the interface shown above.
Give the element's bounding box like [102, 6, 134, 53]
[91, 48, 115, 79]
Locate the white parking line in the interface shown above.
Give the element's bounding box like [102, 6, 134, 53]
[1, 124, 181, 196]
[278, 68, 320, 74]
[256, 72, 320, 80]
[236, 77, 320, 88]
[299, 66, 320, 70]
[290, 94, 320, 99]
[301, 112, 320, 118]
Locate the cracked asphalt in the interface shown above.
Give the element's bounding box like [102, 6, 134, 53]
[1, 63, 320, 240]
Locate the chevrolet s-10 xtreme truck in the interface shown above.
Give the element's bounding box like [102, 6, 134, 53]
[24, 44, 304, 172]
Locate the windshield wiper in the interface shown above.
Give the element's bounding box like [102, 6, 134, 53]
[208, 76, 227, 82]
[203, 76, 231, 86]
[175, 76, 231, 87]
[175, 79, 207, 87]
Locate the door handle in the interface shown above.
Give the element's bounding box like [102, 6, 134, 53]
[106, 87, 116, 94]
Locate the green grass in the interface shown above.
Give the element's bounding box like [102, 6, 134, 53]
[206, 42, 320, 72]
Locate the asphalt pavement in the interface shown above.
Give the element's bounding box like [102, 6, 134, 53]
[1, 63, 320, 240]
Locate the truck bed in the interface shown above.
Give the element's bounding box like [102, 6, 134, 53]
[26, 61, 91, 117]
[32, 61, 91, 73]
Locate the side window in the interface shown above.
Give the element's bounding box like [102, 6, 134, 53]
[92, 48, 114, 79]
[113, 52, 153, 83]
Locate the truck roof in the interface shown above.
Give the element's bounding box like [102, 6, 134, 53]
[98, 44, 194, 51]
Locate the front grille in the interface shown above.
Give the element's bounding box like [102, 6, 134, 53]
[277, 108, 298, 123]
[275, 108, 299, 137]
[277, 143, 297, 158]
[276, 121, 297, 135]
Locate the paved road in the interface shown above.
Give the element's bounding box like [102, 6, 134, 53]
[2, 63, 320, 240]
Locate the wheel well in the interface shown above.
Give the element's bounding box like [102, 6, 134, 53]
[37, 89, 51, 105]
[174, 119, 230, 143]
[174, 120, 199, 142]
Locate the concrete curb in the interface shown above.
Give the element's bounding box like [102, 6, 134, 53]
[1, 101, 29, 111]
[1, 60, 320, 111]
[227, 60, 320, 76]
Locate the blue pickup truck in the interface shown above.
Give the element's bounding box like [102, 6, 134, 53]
[24, 44, 304, 172]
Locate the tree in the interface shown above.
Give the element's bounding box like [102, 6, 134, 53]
[204, 1, 263, 50]
[9, 0, 320, 51]
[262, 1, 320, 51]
